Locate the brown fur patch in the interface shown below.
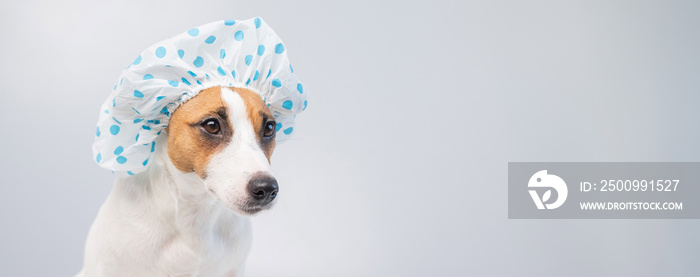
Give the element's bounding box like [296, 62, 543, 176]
[167, 87, 231, 178]
[166, 87, 275, 178]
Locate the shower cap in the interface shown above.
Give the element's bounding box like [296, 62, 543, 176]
[93, 17, 307, 177]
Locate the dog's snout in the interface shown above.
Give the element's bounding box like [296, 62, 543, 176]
[247, 172, 278, 203]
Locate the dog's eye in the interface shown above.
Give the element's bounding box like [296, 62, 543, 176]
[202, 119, 220, 134]
[263, 121, 276, 138]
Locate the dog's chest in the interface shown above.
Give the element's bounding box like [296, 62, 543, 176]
[183, 210, 253, 276]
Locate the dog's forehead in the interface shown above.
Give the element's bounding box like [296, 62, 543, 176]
[225, 87, 270, 121]
[219, 87, 271, 136]
[174, 87, 226, 120]
[176, 86, 269, 121]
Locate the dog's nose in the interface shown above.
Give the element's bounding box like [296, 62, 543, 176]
[247, 172, 279, 203]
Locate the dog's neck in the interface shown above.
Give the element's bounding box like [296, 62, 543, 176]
[105, 135, 252, 274]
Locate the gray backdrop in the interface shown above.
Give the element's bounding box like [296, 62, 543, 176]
[1, 0, 699, 276]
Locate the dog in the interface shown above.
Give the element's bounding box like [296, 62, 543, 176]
[78, 86, 280, 276]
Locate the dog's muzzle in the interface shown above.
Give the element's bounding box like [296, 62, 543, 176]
[247, 172, 278, 206]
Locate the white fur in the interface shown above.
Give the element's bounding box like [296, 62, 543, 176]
[78, 88, 273, 277]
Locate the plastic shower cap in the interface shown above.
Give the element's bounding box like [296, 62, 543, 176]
[93, 18, 307, 177]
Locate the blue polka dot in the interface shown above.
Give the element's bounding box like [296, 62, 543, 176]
[219, 49, 226, 59]
[266, 69, 272, 79]
[196, 80, 202, 85]
[257, 45, 265, 56]
[275, 43, 285, 54]
[205, 35, 216, 44]
[254, 18, 261, 28]
[143, 74, 154, 80]
[177, 49, 185, 58]
[151, 141, 156, 153]
[155, 46, 166, 58]
[127, 171, 134, 176]
[282, 100, 293, 110]
[133, 118, 143, 123]
[96, 153, 102, 163]
[168, 80, 179, 87]
[133, 90, 144, 98]
[135, 133, 139, 142]
[114, 146, 124, 155]
[110, 125, 120, 135]
[187, 71, 197, 77]
[245, 55, 253, 66]
[193, 56, 204, 68]
[96, 127, 100, 137]
[187, 28, 199, 37]
[253, 70, 259, 81]
[271, 79, 282, 87]
[224, 19, 235, 26]
[143, 159, 149, 166]
[283, 127, 293, 135]
[275, 123, 282, 131]
[290, 64, 294, 73]
[303, 100, 308, 110]
[297, 83, 303, 93]
[231, 70, 236, 78]
[156, 96, 165, 101]
[246, 78, 251, 85]
[133, 55, 142, 65]
[217, 66, 226, 76]
[234, 30, 244, 41]
[116, 156, 127, 164]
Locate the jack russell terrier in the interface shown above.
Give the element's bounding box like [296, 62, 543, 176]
[79, 86, 280, 276]
[80, 17, 306, 276]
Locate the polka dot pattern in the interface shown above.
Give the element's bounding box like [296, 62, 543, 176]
[275, 43, 285, 54]
[110, 125, 120, 135]
[245, 55, 253, 66]
[94, 18, 308, 177]
[254, 18, 261, 28]
[116, 156, 127, 164]
[193, 56, 204, 67]
[234, 31, 244, 41]
[155, 46, 166, 58]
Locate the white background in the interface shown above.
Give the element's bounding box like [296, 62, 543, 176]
[1, 0, 699, 276]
